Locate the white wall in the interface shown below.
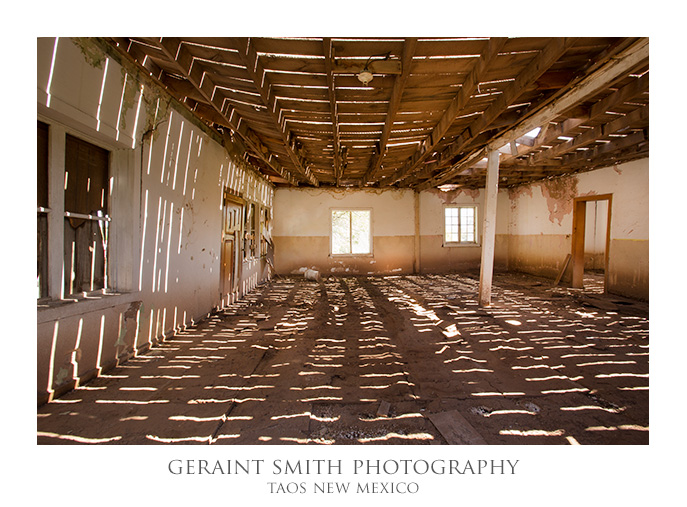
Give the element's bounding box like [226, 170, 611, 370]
[273, 188, 416, 275]
[37, 38, 274, 404]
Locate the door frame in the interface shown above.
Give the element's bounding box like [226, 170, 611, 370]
[571, 194, 612, 291]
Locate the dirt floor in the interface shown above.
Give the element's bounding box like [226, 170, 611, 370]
[37, 271, 649, 445]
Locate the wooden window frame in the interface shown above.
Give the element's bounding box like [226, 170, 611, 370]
[443, 204, 479, 247]
[330, 208, 373, 257]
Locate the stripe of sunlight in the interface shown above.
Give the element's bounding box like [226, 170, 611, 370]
[38, 432, 122, 444]
[164, 201, 174, 293]
[158, 200, 169, 293]
[46, 37, 59, 108]
[131, 85, 145, 149]
[115, 72, 128, 141]
[182, 131, 193, 196]
[151, 196, 162, 293]
[161, 111, 174, 184]
[177, 206, 185, 255]
[70, 318, 83, 387]
[96, 58, 110, 131]
[138, 189, 149, 291]
[47, 322, 59, 400]
[146, 98, 160, 176]
[96, 315, 105, 375]
[172, 122, 185, 190]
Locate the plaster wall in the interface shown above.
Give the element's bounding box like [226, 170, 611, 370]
[273, 186, 511, 276]
[36, 38, 273, 404]
[507, 158, 649, 299]
[272, 188, 415, 275]
[418, 188, 510, 272]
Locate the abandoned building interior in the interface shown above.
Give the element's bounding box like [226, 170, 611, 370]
[36, 36, 650, 446]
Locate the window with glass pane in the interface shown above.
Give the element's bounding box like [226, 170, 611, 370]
[331, 209, 371, 255]
[444, 206, 477, 244]
[63, 134, 110, 296]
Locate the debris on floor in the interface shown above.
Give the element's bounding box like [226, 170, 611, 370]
[37, 272, 649, 445]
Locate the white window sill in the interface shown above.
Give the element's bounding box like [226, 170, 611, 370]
[37, 290, 141, 324]
[330, 253, 374, 258]
[443, 242, 480, 248]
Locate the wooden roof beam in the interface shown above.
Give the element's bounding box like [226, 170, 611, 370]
[386, 37, 508, 185]
[323, 38, 343, 186]
[404, 37, 577, 187]
[362, 37, 418, 185]
[501, 71, 648, 165]
[527, 105, 648, 165]
[155, 37, 299, 186]
[414, 38, 649, 191]
[230, 37, 319, 186]
[561, 129, 648, 167]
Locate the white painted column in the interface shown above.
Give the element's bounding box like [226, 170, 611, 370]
[48, 125, 66, 300]
[478, 148, 500, 306]
[413, 190, 421, 274]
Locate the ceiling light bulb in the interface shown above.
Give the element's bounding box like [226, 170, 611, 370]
[357, 69, 374, 85]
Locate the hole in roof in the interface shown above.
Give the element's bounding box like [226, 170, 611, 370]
[524, 127, 541, 138]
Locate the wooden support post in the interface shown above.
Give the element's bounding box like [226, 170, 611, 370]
[478, 148, 500, 306]
[413, 190, 421, 274]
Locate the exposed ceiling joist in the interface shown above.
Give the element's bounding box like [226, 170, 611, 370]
[107, 37, 649, 190]
[500, 72, 648, 166]
[486, 38, 649, 153]
[230, 37, 319, 187]
[323, 38, 343, 186]
[386, 37, 508, 185]
[153, 37, 300, 186]
[409, 37, 578, 187]
[527, 105, 648, 165]
[363, 37, 418, 185]
[415, 37, 649, 190]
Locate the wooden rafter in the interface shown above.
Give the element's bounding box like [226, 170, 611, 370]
[484, 38, 649, 153]
[408, 37, 577, 187]
[500, 72, 649, 166]
[108, 37, 649, 190]
[362, 37, 418, 185]
[562, 129, 648, 167]
[386, 37, 508, 186]
[415, 37, 649, 191]
[230, 37, 320, 187]
[323, 38, 342, 186]
[153, 37, 300, 186]
[527, 105, 648, 165]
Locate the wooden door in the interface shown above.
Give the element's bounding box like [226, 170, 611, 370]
[221, 193, 244, 300]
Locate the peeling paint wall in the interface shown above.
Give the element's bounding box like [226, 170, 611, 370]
[36, 38, 274, 404]
[507, 158, 649, 299]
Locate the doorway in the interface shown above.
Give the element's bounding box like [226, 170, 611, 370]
[221, 192, 244, 303]
[571, 194, 612, 293]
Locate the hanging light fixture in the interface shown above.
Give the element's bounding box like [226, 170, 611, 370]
[356, 52, 391, 86]
[357, 68, 374, 85]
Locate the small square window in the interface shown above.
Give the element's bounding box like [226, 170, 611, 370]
[331, 209, 371, 255]
[444, 205, 477, 245]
